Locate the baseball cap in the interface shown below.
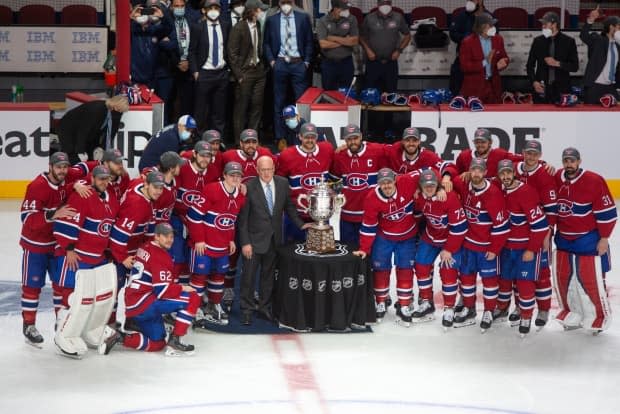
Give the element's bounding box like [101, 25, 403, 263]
[203, 0, 221, 8]
[194, 141, 212, 157]
[470, 157, 487, 170]
[377, 0, 391, 4]
[539, 11, 559, 24]
[497, 159, 514, 173]
[146, 171, 166, 187]
[50, 152, 70, 166]
[102, 148, 124, 164]
[604, 16, 620, 27]
[402, 127, 420, 140]
[523, 140, 542, 154]
[154, 222, 174, 236]
[224, 161, 243, 176]
[240, 129, 259, 142]
[475, 13, 497, 27]
[178, 114, 197, 129]
[92, 165, 112, 179]
[332, 0, 350, 9]
[202, 129, 221, 143]
[562, 147, 581, 161]
[377, 168, 396, 183]
[160, 151, 186, 169]
[282, 105, 297, 119]
[343, 124, 361, 139]
[245, 0, 269, 11]
[419, 169, 438, 187]
[300, 122, 318, 138]
[473, 128, 492, 142]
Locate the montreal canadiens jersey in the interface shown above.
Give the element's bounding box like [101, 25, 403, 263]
[502, 181, 549, 251]
[153, 178, 177, 226]
[124, 241, 183, 317]
[330, 142, 386, 223]
[221, 147, 276, 183]
[175, 161, 209, 221]
[276, 142, 334, 218]
[515, 161, 558, 227]
[187, 181, 246, 257]
[358, 174, 420, 254]
[414, 191, 467, 253]
[456, 148, 522, 178]
[555, 169, 617, 240]
[385, 144, 457, 177]
[53, 188, 119, 264]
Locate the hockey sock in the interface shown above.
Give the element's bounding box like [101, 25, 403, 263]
[414, 264, 433, 302]
[396, 268, 414, 306]
[207, 273, 225, 304]
[21, 286, 41, 325]
[459, 274, 476, 308]
[536, 266, 552, 312]
[189, 274, 207, 297]
[497, 278, 513, 311]
[123, 333, 166, 352]
[516, 280, 536, 320]
[553, 250, 572, 321]
[173, 263, 189, 284]
[439, 268, 458, 307]
[173, 292, 201, 336]
[373, 270, 390, 303]
[481, 276, 499, 312]
[51, 283, 62, 316]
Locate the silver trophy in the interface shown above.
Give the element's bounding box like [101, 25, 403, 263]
[297, 180, 346, 252]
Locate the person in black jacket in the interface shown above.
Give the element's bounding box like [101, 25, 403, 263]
[138, 115, 197, 171]
[580, 6, 620, 104]
[526, 11, 579, 104]
[58, 95, 129, 164]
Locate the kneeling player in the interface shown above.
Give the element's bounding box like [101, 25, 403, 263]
[101, 223, 200, 356]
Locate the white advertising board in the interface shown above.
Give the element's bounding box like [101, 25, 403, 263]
[0, 110, 50, 180]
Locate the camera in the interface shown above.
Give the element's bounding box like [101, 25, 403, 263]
[141, 6, 156, 15]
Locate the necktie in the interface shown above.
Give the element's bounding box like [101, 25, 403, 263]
[284, 16, 292, 57]
[102, 110, 112, 150]
[265, 183, 274, 215]
[251, 25, 258, 65]
[548, 38, 556, 84]
[212, 24, 219, 68]
[609, 42, 617, 83]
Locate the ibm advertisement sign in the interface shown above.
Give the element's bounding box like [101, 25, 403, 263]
[0, 27, 108, 72]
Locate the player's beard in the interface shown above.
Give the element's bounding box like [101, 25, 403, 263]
[564, 167, 577, 178]
[50, 169, 66, 184]
[501, 177, 514, 188]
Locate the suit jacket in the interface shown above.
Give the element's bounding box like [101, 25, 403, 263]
[459, 33, 509, 101]
[526, 32, 578, 93]
[188, 17, 231, 74]
[237, 175, 304, 254]
[580, 22, 620, 87]
[263, 10, 313, 64]
[227, 19, 265, 81]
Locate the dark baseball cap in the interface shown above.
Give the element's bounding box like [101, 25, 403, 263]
[224, 161, 243, 176]
[102, 148, 124, 163]
[245, 0, 269, 11]
[473, 128, 492, 142]
[146, 171, 166, 187]
[332, 0, 350, 9]
[562, 147, 581, 161]
[240, 129, 259, 142]
[300, 122, 318, 138]
[50, 152, 70, 166]
[194, 141, 212, 157]
[402, 127, 420, 140]
[377, 168, 396, 183]
[475, 13, 497, 27]
[160, 151, 186, 169]
[154, 222, 174, 235]
[343, 124, 361, 139]
[604, 16, 620, 27]
[202, 129, 222, 143]
[92, 165, 112, 179]
[539, 11, 559, 24]
[282, 105, 297, 118]
[523, 140, 542, 154]
[419, 169, 438, 187]
[497, 159, 514, 173]
[203, 0, 221, 8]
[470, 157, 487, 170]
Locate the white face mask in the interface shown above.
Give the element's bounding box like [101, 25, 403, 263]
[257, 10, 266, 23]
[136, 15, 149, 24]
[465, 1, 476, 13]
[149, 15, 160, 23]
[207, 9, 220, 20]
[339, 9, 350, 18]
[280, 4, 292, 15]
[486, 26, 496, 37]
[542, 28, 553, 38]
[614, 30, 620, 45]
[378, 5, 392, 15]
[233, 5, 245, 15]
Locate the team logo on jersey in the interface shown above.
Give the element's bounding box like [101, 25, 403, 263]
[301, 173, 324, 188]
[182, 191, 206, 207]
[342, 277, 353, 289]
[332, 280, 342, 292]
[357, 273, 365, 285]
[302, 279, 312, 291]
[97, 219, 114, 237]
[557, 199, 574, 217]
[388, 20, 397, 28]
[340, 22, 350, 30]
[214, 213, 237, 230]
[383, 206, 408, 222]
[425, 213, 448, 228]
[318, 280, 326, 292]
[289, 277, 298, 290]
[464, 206, 481, 223]
[346, 173, 370, 191]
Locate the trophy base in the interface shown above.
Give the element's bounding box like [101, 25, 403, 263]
[305, 225, 337, 254]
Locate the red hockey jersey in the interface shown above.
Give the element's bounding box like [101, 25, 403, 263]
[502, 181, 549, 251]
[515, 161, 557, 227]
[175, 161, 209, 221]
[221, 148, 276, 183]
[456, 148, 522, 178]
[385, 144, 457, 177]
[415, 191, 467, 253]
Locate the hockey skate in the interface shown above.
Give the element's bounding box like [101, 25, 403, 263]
[385, 296, 393, 308]
[508, 307, 521, 327]
[480, 310, 493, 333]
[165, 335, 195, 357]
[442, 307, 455, 330]
[202, 302, 229, 326]
[453, 307, 476, 328]
[411, 300, 435, 324]
[535, 310, 549, 330]
[492, 308, 509, 322]
[122, 317, 142, 333]
[454, 295, 464, 313]
[222, 288, 234, 313]
[23, 323, 44, 348]
[98, 326, 124, 355]
[519, 319, 531, 338]
[395, 304, 413, 327]
[162, 313, 176, 334]
[375, 301, 387, 323]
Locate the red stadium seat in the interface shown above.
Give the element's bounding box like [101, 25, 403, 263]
[61, 5, 97, 26]
[0, 6, 12, 25]
[349, 6, 363, 26]
[534, 7, 571, 29]
[493, 7, 528, 29]
[452, 7, 465, 19]
[411, 6, 447, 28]
[17, 4, 55, 25]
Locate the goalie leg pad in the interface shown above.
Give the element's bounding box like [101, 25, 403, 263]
[54, 278, 92, 359]
[574, 255, 612, 331]
[82, 263, 118, 348]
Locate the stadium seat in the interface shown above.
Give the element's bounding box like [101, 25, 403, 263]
[411, 6, 447, 28]
[533, 7, 571, 28]
[349, 6, 363, 26]
[61, 5, 97, 26]
[17, 4, 55, 25]
[493, 7, 528, 29]
[0, 6, 12, 25]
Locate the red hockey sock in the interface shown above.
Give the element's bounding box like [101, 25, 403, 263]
[21, 286, 41, 325]
[190, 273, 207, 297]
[439, 268, 458, 307]
[481, 276, 499, 312]
[516, 280, 536, 320]
[51, 283, 62, 316]
[373, 270, 390, 302]
[554, 250, 572, 320]
[396, 268, 413, 306]
[497, 278, 513, 311]
[207, 273, 225, 304]
[123, 333, 166, 352]
[414, 263, 433, 302]
[459, 274, 476, 308]
[536, 266, 552, 312]
[173, 292, 201, 336]
[173, 263, 187, 284]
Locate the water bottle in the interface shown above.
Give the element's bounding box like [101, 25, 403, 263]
[11, 85, 17, 103]
[16, 85, 24, 103]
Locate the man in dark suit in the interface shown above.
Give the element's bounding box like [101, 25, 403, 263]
[263, 0, 313, 148]
[237, 155, 310, 325]
[580, 6, 620, 104]
[188, 0, 231, 133]
[227, 0, 269, 143]
[526, 11, 579, 104]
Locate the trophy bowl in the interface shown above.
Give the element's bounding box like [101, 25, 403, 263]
[297, 181, 346, 253]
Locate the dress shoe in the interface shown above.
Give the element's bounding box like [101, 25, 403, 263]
[241, 312, 253, 326]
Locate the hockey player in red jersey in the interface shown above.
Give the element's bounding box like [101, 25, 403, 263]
[455, 128, 522, 179]
[187, 162, 246, 326]
[330, 124, 387, 244]
[554, 148, 617, 333]
[203, 129, 224, 183]
[151, 151, 186, 228]
[100, 223, 201, 356]
[19, 152, 77, 346]
[277, 122, 334, 242]
[413, 170, 468, 328]
[453, 157, 510, 332]
[495, 160, 549, 336]
[99, 149, 130, 201]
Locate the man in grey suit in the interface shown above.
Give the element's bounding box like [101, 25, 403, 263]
[237, 155, 310, 325]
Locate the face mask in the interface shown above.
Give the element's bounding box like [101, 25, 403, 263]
[542, 28, 553, 38]
[378, 5, 392, 15]
[136, 15, 149, 24]
[179, 129, 191, 141]
[465, 1, 476, 12]
[149, 15, 160, 23]
[257, 10, 266, 23]
[339, 9, 350, 18]
[173, 7, 185, 17]
[285, 118, 299, 129]
[615, 30, 620, 45]
[486, 26, 496, 37]
[207, 10, 220, 20]
[280, 4, 292, 15]
[233, 5, 245, 15]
